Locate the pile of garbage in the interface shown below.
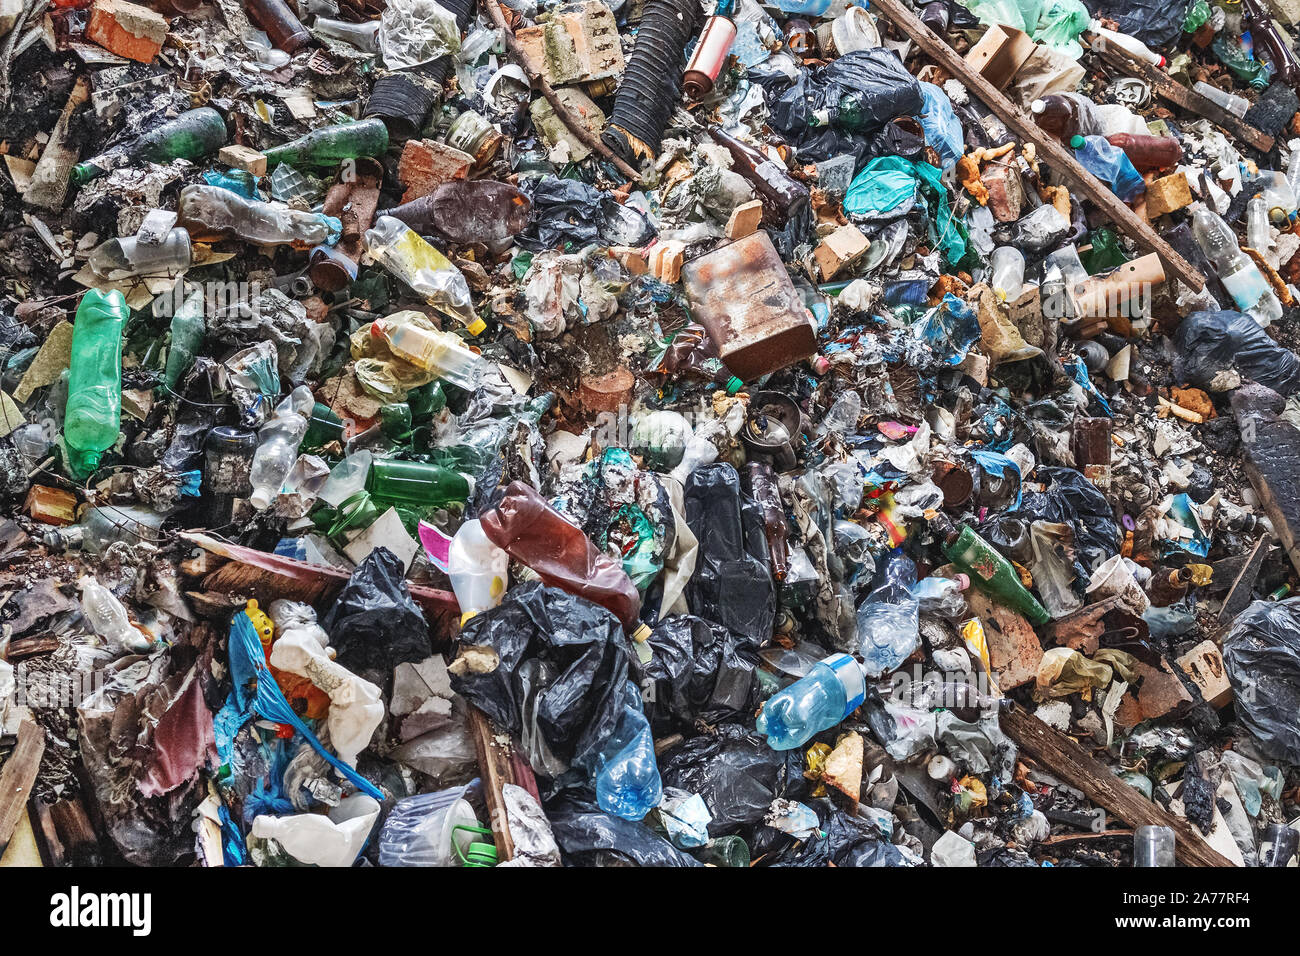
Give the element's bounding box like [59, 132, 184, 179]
[3, 0, 1300, 869]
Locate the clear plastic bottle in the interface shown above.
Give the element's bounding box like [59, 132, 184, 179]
[990, 246, 1025, 300]
[822, 389, 861, 435]
[363, 216, 484, 334]
[592, 686, 663, 820]
[1190, 203, 1284, 326]
[88, 228, 192, 281]
[249, 385, 315, 509]
[913, 573, 970, 618]
[369, 318, 487, 390]
[78, 575, 153, 654]
[311, 16, 379, 51]
[177, 184, 341, 247]
[1193, 81, 1249, 118]
[755, 652, 866, 750]
[857, 554, 921, 677]
[1070, 135, 1145, 202]
[1247, 194, 1272, 253]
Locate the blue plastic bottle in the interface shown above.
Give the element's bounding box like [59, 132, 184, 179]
[593, 682, 663, 820]
[755, 653, 866, 751]
[1070, 134, 1145, 203]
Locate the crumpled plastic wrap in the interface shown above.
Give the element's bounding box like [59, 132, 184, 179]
[379, 0, 462, 69]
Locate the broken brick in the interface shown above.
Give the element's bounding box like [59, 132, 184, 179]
[86, 0, 168, 64]
[396, 139, 473, 203]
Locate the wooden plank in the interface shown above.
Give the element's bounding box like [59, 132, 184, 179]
[0, 717, 45, 860]
[1217, 532, 1272, 628]
[1088, 40, 1275, 153]
[1000, 707, 1235, 866]
[467, 705, 516, 862]
[870, 0, 1204, 291]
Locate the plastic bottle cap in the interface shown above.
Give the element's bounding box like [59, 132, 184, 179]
[459, 610, 477, 627]
[630, 623, 652, 643]
[465, 317, 487, 336]
[725, 376, 744, 394]
[954, 573, 970, 591]
[1156, 56, 1166, 68]
[1029, 99, 1045, 114]
[1069, 134, 1085, 149]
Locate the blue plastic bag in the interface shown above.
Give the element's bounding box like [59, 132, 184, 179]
[916, 82, 964, 171]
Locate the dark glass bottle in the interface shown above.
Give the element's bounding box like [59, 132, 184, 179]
[245, 0, 311, 53]
[707, 126, 809, 224]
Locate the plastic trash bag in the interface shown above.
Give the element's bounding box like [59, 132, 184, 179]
[845, 157, 969, 266]
[683, 463, 776, 642]
[638, 614, 761, 730]
[1083, 0, 1190, 46]
[658, 723, 806, 834]
[856, 554, 921, 678]
[773, 807, 920, 867]
[1005, 467, 1119, 577]
[319, 547, 430, 679]
[544, 793, 702, 866]
[450, 582, 662, 819]
[379, 0, 461, 69]
[916, 82, 965, 171]
[517, 176, 656, 251]
[1172, 310, 1300, 397]
[1222, 598, 1300, 764]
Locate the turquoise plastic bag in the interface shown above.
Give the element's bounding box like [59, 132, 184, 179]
[845, 156, 970, 267]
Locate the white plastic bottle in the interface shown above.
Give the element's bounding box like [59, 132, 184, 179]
[250, 794, 381, 867]
[446, 519, 510, 626]
[1089, 20, 1165, 67]
[78, 576, 153, 654]
[1190, 204, 1284, 326]
[249, 385, 315, 509]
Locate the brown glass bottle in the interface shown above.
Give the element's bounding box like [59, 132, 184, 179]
[707, 126, 809, 224]
[743, 461, 790, 581]
[1105, 134, 1183, 173]
[1147, 564, 1212, 606]
[245, 0, 310, 53]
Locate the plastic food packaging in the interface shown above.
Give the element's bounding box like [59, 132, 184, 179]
[378, 786, 483, 866]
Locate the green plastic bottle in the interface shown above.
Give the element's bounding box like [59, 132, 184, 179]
[73, 107, 228, 186]
[262, 118, 390, 170]
[937, 518, 1050, 625]
[367, 458, 472, 508]
[64, 290, 129, 479]
[163, 286, 205, 390]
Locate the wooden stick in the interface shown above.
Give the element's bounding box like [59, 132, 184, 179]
[484, 0, 642, 183]
[467, 705, 516, 862]
[870, 0, 1204, 291]
[0, 717, 45, 860]
[1000, 707, 1234, 866]
[1088, 39, 1274, 154]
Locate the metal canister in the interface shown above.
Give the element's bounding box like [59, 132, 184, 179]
[682, 15, 737, 100]
[445, 110, 502, 166]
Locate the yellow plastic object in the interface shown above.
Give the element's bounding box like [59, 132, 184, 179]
[960, 617, 1000, 696]
[245, 599, 275, 655]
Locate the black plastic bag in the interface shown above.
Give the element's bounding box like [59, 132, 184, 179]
[658, 723, 802, 833]
[818, 48, 923, 137]
[451, 582, 632, 774]
[772, 808, 915, 867]
[1173, 310, 1300, 397]
[516, 176, 656, 251]
[1222, 598, 1300, 764]
[684, 463, 776, 640]
[1004, 466, 1119, 577]
[1083, 0, 1190, 47]
[638, 614, 760, 730]
[320, 547, 430, 677]
[543, 793, 701, 866]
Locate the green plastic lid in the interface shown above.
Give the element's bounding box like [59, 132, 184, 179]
[1070, 134, 1085, 149]
[725, 376, 744, 395]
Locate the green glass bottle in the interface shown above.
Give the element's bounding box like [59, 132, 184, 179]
[64, 289, 129, 479]
[302, 402, 345, 449]
[939, 520, 1050, 625]
[261, 118, 390, 170]
[367, 458, 472, 508]
[73, 107, 228, 186]
[163, 286, 205, 390]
